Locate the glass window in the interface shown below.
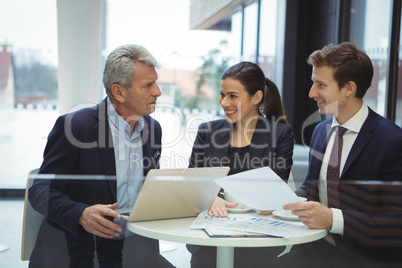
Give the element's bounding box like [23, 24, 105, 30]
[242, 2, 258, 62]
[231, 9, 243, 62]
[0, 0, 58, 188]
[259, 0, 286, 94]
[0, 0, 239, 188]
[396, 13, 402, 127]
[349, 0, 392, 116]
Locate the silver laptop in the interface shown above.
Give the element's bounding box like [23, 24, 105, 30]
[120, 167, 230, 222]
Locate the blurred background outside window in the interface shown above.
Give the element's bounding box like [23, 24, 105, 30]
[348, 0, 392, 116]
[0, 0, 401, 190]
[0, 0, 286, 188]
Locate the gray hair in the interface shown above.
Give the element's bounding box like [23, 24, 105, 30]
[103, 44, 159, 98]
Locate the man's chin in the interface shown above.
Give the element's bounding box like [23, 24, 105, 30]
[148, 108, 156, 114]
[320, 102, 339, 116]
[149, 104, 156, 112]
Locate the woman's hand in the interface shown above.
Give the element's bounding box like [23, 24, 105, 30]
[208, 196, 239, 218]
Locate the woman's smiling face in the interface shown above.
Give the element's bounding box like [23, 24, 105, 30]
[219, 78, 261, 125]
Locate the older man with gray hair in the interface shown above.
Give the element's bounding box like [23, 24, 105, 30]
[29, 44, 174, 268]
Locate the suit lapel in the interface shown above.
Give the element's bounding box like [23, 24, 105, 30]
[310, 127, 329, 177]
[307, 120, 331, 199]
[141, 116, 161, 176]
[250, 116, 270, 159]
[341, 108, 376, 177]
[94, 99, 117, 200]
[141, 118, 152, 176]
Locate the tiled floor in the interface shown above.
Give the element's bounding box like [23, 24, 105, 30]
[0, 198, 191, 268]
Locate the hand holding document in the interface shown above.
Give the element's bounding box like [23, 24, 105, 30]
[214, 167, 302, 211]
[190, 167, 309, 239]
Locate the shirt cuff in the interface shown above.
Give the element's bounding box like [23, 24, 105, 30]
[329, 208, 344, 235]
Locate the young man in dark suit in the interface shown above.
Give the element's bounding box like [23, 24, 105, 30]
[272, 42, 402, 267]
[28, 44, 174, 268]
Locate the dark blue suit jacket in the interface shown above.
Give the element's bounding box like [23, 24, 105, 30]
[189, 116, 294, 182]
[28, 98, 162, 266]
[297, 108, 402, 260]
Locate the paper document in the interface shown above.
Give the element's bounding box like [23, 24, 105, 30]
[214, 167, 301, 210]
[191, 211, 306, 238]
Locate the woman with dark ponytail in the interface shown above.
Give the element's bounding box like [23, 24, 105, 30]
[261, 77, 288, 124]
[187, 61, 294, 267]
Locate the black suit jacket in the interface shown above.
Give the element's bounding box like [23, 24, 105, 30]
[189, 116, 294, 182]
[28, 98, 162, 266]
[297, 108, 402, 261]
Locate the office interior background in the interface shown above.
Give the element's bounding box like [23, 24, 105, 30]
[1, 0, 402, 266]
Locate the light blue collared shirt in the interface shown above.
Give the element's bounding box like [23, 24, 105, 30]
[107, 98, 145, 238]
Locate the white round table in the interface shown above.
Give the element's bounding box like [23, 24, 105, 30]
[127, 212, 327, 268]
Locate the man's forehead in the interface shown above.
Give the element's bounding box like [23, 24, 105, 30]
[133, 63, 156, 76]
[312, 65, 335, 76]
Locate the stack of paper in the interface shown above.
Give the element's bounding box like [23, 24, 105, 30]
[191, 211, 306, 238]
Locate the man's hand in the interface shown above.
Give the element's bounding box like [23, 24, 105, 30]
[208, 196, 238, 218]
[283, 201, 333, 229]
[78, 203, 122, 239]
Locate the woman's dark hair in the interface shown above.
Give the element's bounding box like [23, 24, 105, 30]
[220, 61, 288, 124]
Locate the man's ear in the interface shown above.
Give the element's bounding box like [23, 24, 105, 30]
[253, 90, 263, 105]
[344, 81, 357, 97]
[111, 84, 125, 103]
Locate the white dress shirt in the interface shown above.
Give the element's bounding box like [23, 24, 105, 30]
[107, 98, 145, 238]
[318, 102, 369, 236]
